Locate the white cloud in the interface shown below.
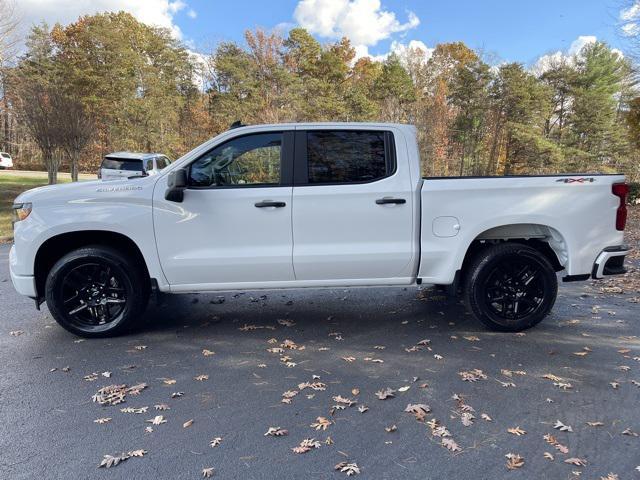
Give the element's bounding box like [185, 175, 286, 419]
[360, 39, 433, 64]
[16, 0, 192, 39]
[532, 35, 598, 76]
[567, 35, 597, 55]
[293, 0, 419, 50]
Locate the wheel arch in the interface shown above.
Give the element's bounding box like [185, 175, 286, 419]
[458, 223, 568, 284]
[34, 230, 151, 301]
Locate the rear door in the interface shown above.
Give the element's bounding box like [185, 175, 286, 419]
[291, 128, 415, 282]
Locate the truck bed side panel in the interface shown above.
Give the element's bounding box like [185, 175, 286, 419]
[418, 175, 625, 284]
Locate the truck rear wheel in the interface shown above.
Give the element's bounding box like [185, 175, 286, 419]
[45, 246, 149, 337]
[464, 243, 557, 332]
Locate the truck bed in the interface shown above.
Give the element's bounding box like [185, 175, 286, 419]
[418, 173, 626, 284]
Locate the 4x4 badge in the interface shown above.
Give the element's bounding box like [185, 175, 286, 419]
[556, 177, 595, 183]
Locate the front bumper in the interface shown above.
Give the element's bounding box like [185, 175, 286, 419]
[9, 245, 37, 297]
[592, 245, 630, 279]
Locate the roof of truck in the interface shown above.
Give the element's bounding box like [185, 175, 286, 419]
[104, 152, 163, 160]
[226, 122, 415, 130]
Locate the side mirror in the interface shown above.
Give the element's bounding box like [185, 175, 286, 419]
[165, 168, 188, 202]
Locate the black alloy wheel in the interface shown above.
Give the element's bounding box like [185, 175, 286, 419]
[45, 246, 149, 337]
[464, 243, 558, 331]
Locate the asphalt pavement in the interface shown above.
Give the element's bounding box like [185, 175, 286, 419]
[1, 243, 639, 479]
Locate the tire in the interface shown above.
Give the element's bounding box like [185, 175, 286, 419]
[45, 245, 149, 337]
[464, 243, 557, 332]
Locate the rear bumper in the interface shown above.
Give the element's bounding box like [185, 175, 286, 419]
[591, 245, 630, 279]
[9, 245, 37, 297]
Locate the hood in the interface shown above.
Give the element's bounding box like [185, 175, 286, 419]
[14, 176, 155, 205]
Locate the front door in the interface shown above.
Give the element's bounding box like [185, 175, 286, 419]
[153, 130, 295, 288]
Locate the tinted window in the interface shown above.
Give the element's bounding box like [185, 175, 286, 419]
[307, 131, 388, 184]
[189, 133, 282, 187]
[156, 156, 171, 169]
[102, 158, 143, 171]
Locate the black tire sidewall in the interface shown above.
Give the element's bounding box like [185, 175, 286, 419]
[466, 245, 558, 332]
[45, 246, 148, 337]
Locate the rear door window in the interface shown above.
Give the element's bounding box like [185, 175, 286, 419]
[306, 131, 391, 184]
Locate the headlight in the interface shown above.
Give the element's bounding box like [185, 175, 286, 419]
[12, 203, 32, 225]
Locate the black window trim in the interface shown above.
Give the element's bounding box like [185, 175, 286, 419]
[293, 129, 397, 187]
[186, 130, 294, 190]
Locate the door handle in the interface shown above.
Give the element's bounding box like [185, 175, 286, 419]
[376, 197, 406, 205]
[255, 200, 286, 208]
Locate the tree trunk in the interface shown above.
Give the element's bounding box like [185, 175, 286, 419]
[44, 150, 58, 184]
[71, 151, 79, 182]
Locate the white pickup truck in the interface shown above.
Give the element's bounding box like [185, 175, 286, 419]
[9, 123, 631, 337]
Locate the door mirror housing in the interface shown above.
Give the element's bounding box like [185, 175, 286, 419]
[165, 168, 188, 202]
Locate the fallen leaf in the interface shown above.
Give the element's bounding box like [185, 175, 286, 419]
[564, 458, 587, 466]
[264, 427, 288, 436]
[292, 438, 321, 454]
[586, 421, 604, 427]
[202, 467, 214, 477]
[202, 349, 215, 357]
[442, 438, 461, 452]
[209, 437, 222, 448]
[375, 388, 395, 400]
[332, 395, 356, 406]
[120, 407, 148, 414]
[183, 419, 194, 428]
[385, 424, 397, 433]
[544, 452, 554, 461]
[335, 461, 360, 476]
[508, 426, 527, 436]
[357, 405, 368, 413]
[310, 417, 332, 431]
[398, 385, 411, 392]
[94, 418, 111, 424]
[481, 413, 492, 422]
[553, 420, 573, 432]
[92, 383, 147, 406]
[458, 369, 487, 382]
[146, 415, 166, 425]
[404, 403, 431, 421]
[505, 453, 524, 470]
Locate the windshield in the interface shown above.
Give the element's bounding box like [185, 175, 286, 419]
[102, 158, 143, 171]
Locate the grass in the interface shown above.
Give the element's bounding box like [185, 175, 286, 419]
[0, 170, 93, 241]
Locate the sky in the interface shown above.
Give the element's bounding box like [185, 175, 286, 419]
[12, 0, 640, 69]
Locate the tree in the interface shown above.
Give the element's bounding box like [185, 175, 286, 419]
[489, 63, 554, 174]
[0, 0, 20, 153]
[374, 54, 416, 122]
[12, 24, 64, 183]
[52, 94, 94, 181]
[566, 42, 633, 171]
[449, 58, 491, 174]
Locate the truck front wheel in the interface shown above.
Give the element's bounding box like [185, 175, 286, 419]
[464, 243, 557, 332]
[45, 246, 149, 337]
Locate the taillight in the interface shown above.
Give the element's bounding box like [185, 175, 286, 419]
[612, 182, 629, 231]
